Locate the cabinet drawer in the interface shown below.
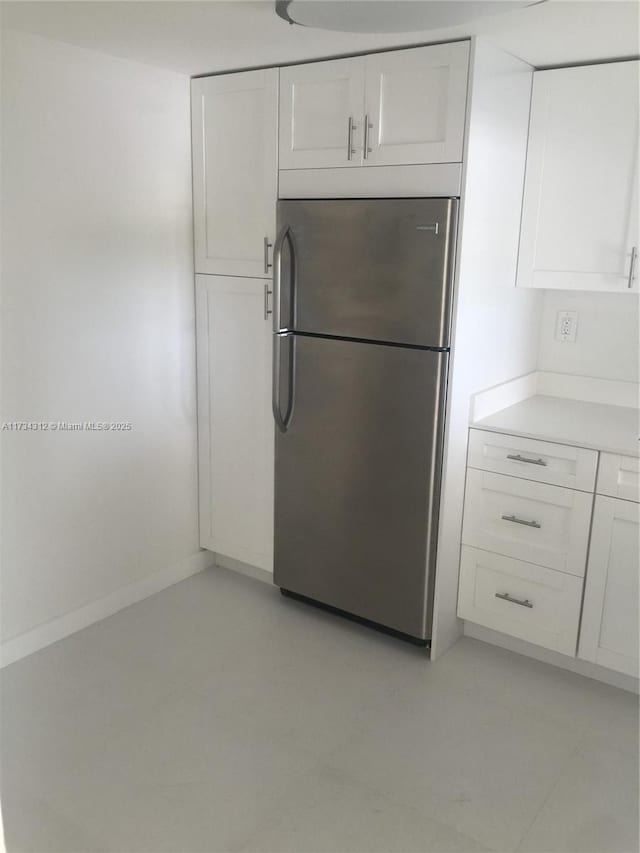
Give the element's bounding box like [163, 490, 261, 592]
[458, 546, 583, 656]
[468, 429, 597, 491]
[597, 453, 640, 503]
[462, 469, 592, 576]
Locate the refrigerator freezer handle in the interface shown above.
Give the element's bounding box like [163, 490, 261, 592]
[272, 332, 295, 433]
[273, 225, 292, 334]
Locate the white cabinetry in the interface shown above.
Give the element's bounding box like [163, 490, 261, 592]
[517, 60, 639, 292]
[279, 42, 469, 171]
[363, 43, 468, 166]
[597, 453, 640, 503]
[462, 469, 592, 577]
[195, 275, 274, 572]
[460, 427, 640, 679]
[459, 546, 583, 656]
[579, 496, 639, 677]
[279, 57, 364, 169]
[467, 429, 597, 492]
[458, 430, 592, 653]
[191, 70, 278, 278]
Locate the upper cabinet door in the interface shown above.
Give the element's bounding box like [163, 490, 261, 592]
[363, 42, 469, 166]
[279, 57, 365, 169]
[191, 69, 278, 278]
[517, 61, 639, 292]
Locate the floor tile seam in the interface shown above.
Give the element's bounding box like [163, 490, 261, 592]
[314, 752, 500, 853]
[512, 733, 587, 853]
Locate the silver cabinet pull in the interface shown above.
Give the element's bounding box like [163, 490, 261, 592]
[347, 117, 357, 161]
[263, 236, 273, 275]
[506, 453, 547, 467]
[363, 114, 373, 159]
[501, 514, 541, 529]
[628, 246, 637, 289]
[495, 592, 533, 609]
[263, 283, 272, 320]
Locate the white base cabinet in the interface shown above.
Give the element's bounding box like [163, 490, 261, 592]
[195, 275, 274, 572]
[579, 496, 639, 677]
[459, 428, 639, 681]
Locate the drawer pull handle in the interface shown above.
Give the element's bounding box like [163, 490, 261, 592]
[501, 514, 541, 529]
[495, 592, 534, 609]
[506, 453, 547, 466]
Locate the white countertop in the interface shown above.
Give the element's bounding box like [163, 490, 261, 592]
[472, 395, 640, 457]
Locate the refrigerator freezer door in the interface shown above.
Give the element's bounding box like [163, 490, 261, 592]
[276, 198, 457, 347]
[274, 334, 448, 639]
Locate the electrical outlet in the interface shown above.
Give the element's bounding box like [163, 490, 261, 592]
[555, 310, 578, 343]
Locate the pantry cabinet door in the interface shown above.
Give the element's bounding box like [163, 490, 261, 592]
[196, 275, 274, 572]
[191, 70, 278, 278]
[517, 61, 640, 292]
[363, 42, 469, 166]
[279, 57, 365, 169]
[579, 496, 639, 676]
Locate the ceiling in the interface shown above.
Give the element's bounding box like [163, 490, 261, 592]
[0, 0, 638, 77]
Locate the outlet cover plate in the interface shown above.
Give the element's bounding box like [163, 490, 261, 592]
[555, 310, 578, 343]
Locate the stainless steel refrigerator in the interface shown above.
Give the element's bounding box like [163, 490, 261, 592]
[272, 198, 458, 643]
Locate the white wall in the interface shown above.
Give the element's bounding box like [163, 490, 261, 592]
[537, 290, 639, 384]
[431, 40, 543, 658]
[1, 30, 205, 646]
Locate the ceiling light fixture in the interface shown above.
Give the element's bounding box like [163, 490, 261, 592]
[275, 1, 543, 34]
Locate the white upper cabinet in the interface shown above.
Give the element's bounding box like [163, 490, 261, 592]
[191, 70, 278, 278]
[279, 43, 469, 171]
[195, 275, 274, 572]
[578, 495, 639, 677]
[517, 60, 639, 292]
[363, 42, 469, 166]
[279, 57, 365, 169]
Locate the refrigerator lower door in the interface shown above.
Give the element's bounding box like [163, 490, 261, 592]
[274, 334, 448, 640]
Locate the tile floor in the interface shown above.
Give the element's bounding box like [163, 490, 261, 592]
[1, 566, 638, 853]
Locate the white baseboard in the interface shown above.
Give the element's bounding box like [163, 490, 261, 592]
[1, 550, 216, 668]
[214, 552, 274, 586]
[464, 622, 639, 694]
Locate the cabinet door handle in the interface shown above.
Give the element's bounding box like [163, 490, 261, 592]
[263, 284, 272, 320]
[263, 236, 273, 274]
[495, 592, 533, 609]
[628, 246, 637, 289]
[506, 453, 547, 467]
[363, 114, 373, 159]
[347, 117, 357, 161]
[501, 514, 541, 529]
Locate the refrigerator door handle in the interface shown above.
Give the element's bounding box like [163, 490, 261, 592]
[272, 332, 295, 433]
[273, 225, 292, 333]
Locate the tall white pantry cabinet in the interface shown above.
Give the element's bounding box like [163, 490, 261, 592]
[192, 69, 278, 572]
